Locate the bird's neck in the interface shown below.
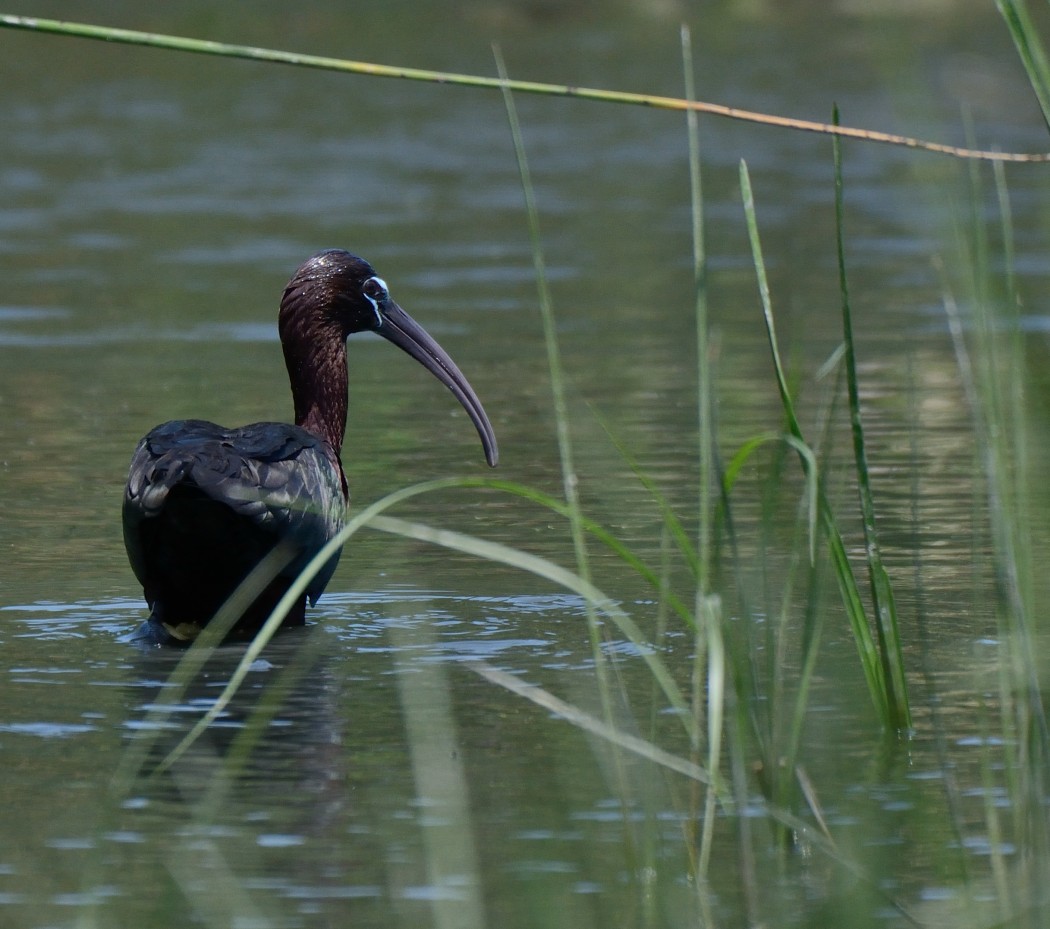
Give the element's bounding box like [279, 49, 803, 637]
[284, 334, 348, 453]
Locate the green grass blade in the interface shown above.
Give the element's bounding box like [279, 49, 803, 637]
[739, 162, 800, 438]
[590, 413, 701, 580]
[721, 432, 819, 565]
[489, 64, 651, 865]
[494, 53, 644, 851]
[824, 525, 889, 721]
[145, 477, 494, 773]
[832, 115, 911, 730]
[682, 24, 714, 594]
[740, 159, 893, 727]
[493, 47, 594, 604]
[368, 514, 693, 730]
[996, 0, 1050, 131]
[111, 540, 298, 790]
[480, 476, 698, 626]
[130, 472, 711, 774]
[468, 660, 714, 787]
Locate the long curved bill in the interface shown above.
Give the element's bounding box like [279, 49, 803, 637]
[376, 300, 499, 467]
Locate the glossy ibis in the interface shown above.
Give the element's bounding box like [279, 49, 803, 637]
[123, 249, 498, 645]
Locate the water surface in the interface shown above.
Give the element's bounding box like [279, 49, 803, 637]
[1, 2, 1048, 926]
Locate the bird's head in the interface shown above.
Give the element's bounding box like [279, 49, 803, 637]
[280, 249, 498, 467]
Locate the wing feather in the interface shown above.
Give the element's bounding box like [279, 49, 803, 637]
[123, 419, 348, 605]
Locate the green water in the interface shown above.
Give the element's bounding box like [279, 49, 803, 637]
[1, 1, 1049, 926]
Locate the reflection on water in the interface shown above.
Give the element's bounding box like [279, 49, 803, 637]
[0, 582, 1025, 927]
[0, 591, 693, 927]
[2, 0, 1049, 925]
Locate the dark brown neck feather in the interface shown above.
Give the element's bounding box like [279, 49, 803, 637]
[280, 314, 348, 453]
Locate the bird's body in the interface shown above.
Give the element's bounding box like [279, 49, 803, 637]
[123, 250, 497, 645]
[124, 419, 347, 640]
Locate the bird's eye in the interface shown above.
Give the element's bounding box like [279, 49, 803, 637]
[361, 276, 389, 327]
[362, 277, 388, 302]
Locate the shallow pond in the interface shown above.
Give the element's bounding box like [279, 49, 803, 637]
[2, 2, 1050, 927]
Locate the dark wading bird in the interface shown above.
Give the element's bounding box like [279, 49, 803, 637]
[123, 249, 498, 646]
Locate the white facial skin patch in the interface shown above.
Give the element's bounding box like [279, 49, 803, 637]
[362, 276, 389, 328]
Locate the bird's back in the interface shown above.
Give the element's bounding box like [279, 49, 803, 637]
[123, 419, 348, 640]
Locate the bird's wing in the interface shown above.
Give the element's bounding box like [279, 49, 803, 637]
[123, 420, 348, 602]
